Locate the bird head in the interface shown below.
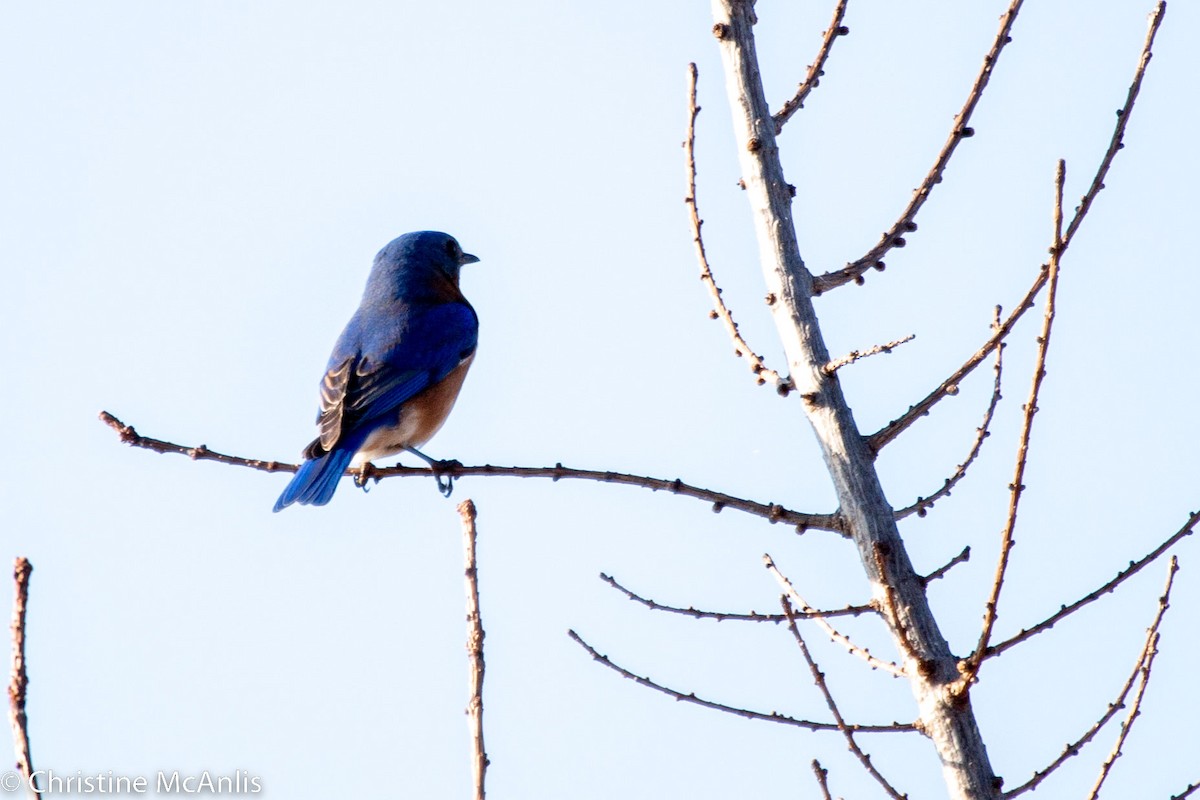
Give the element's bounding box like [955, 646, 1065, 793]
[368, 231, 480, 298]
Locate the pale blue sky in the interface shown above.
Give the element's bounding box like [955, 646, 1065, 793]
[3, 2, 1197, 797]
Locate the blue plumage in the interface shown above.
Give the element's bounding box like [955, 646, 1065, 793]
[274, 443, 360, 510]
[274, 231, 480, 512]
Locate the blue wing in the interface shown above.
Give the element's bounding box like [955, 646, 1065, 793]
[273, 301, 477, 512]
[328, 301, 478, 445]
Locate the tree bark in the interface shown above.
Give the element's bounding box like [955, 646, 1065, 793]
[709, 2, 1000, 797]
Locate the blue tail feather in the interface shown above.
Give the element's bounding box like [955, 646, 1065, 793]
[273, 447, 357, 512]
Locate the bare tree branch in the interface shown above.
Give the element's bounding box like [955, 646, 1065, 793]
[8, 558, 41, 800]
[866, 267, 1040, 453]
[1171, 783, 1200, 800]
[958, 159, 1067, 691]
[685, 63, 789, 393]
[567, 629, 915, 735]
[99, 411, 842, 533]
[823, 334, 915, 375]
[600, 572, 875, 623]
[1003, 558, 1178, 799]
[772, 0, 850, 133]
[1085, 558, 1177, 800]
[600, 543, 969, 627]
[920, 546, 972, 587]
[811, 758, 834, 800]
[766, 555, 904, 677]
[896, 308, 1003, 521]
[867, 2, 1167, 451]
[986, 508, 1199, 660]
[1063, 2, 1166, 246]
[458, 500, 488, 800]
[781, 597, 908, 800]
[812, 0, 1024, 294]
[710, 0, 1000, 788]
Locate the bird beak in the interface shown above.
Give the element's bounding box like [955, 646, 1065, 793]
[459, 251, 480, 266]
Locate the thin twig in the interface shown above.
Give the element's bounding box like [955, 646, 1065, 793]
[765, 555, 904, 677]
[601, 544, 966, 624]
[867, 2, 1167, 450]
[1063, 2, 1167, 247]
[812, 0, 1025, 293]
[8, 558, 40, 800]
[988, 508, 1199, 659]
[684, 63, 789, 393]
[600, 572, 875, 623]
[811, 758, 834, 800]
[866, 266, 1039, 453]
[1171, 783, 1200, 800]
[823, 334, 915, 374]
[567, 630, 915, 734]
[781, 597, 908, 800]
[920, 546, 972, 587]
[896, 309, 1003, 521]
[1005, 657, 1145, 797]
[1088, 636, 1158, 798]
[1085, 557, 1177, 800]
[99, 411, 842, 533]
[772, 0, 850, 132]
[1003, 557, 1178, 798]
[958, 159, 1067, 692]
[458, 500, 488, 800]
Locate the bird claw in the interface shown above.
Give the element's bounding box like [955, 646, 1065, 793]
[431, 459, 462, 497]
[354, 462, 378, 491]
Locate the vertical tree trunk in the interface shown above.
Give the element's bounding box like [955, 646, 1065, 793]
[709, 2, 1000, 797]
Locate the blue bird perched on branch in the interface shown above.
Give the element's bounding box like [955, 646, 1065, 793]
[274, 231, 481, 511]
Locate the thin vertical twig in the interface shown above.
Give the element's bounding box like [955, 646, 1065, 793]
[458, 500, 488, 800]
[781, 596, 908, 800]
[958, 159, 1066, 691]
[8, 558, 40, 799]
[684, 63, 788, 392]
[1085, 557, 1178, 800]
[811, 758, 834, 800]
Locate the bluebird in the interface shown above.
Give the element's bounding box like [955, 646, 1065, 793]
[273, 231, 480, 512]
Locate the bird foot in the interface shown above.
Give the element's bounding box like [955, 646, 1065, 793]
[400, 447, 461, 497]
[354, 462, 379, 491]
[431, 459, 462, 497]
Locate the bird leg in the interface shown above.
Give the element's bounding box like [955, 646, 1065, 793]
[404, 446, 462, 497]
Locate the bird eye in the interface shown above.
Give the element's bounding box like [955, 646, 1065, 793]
[446, 239, 461, 259]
